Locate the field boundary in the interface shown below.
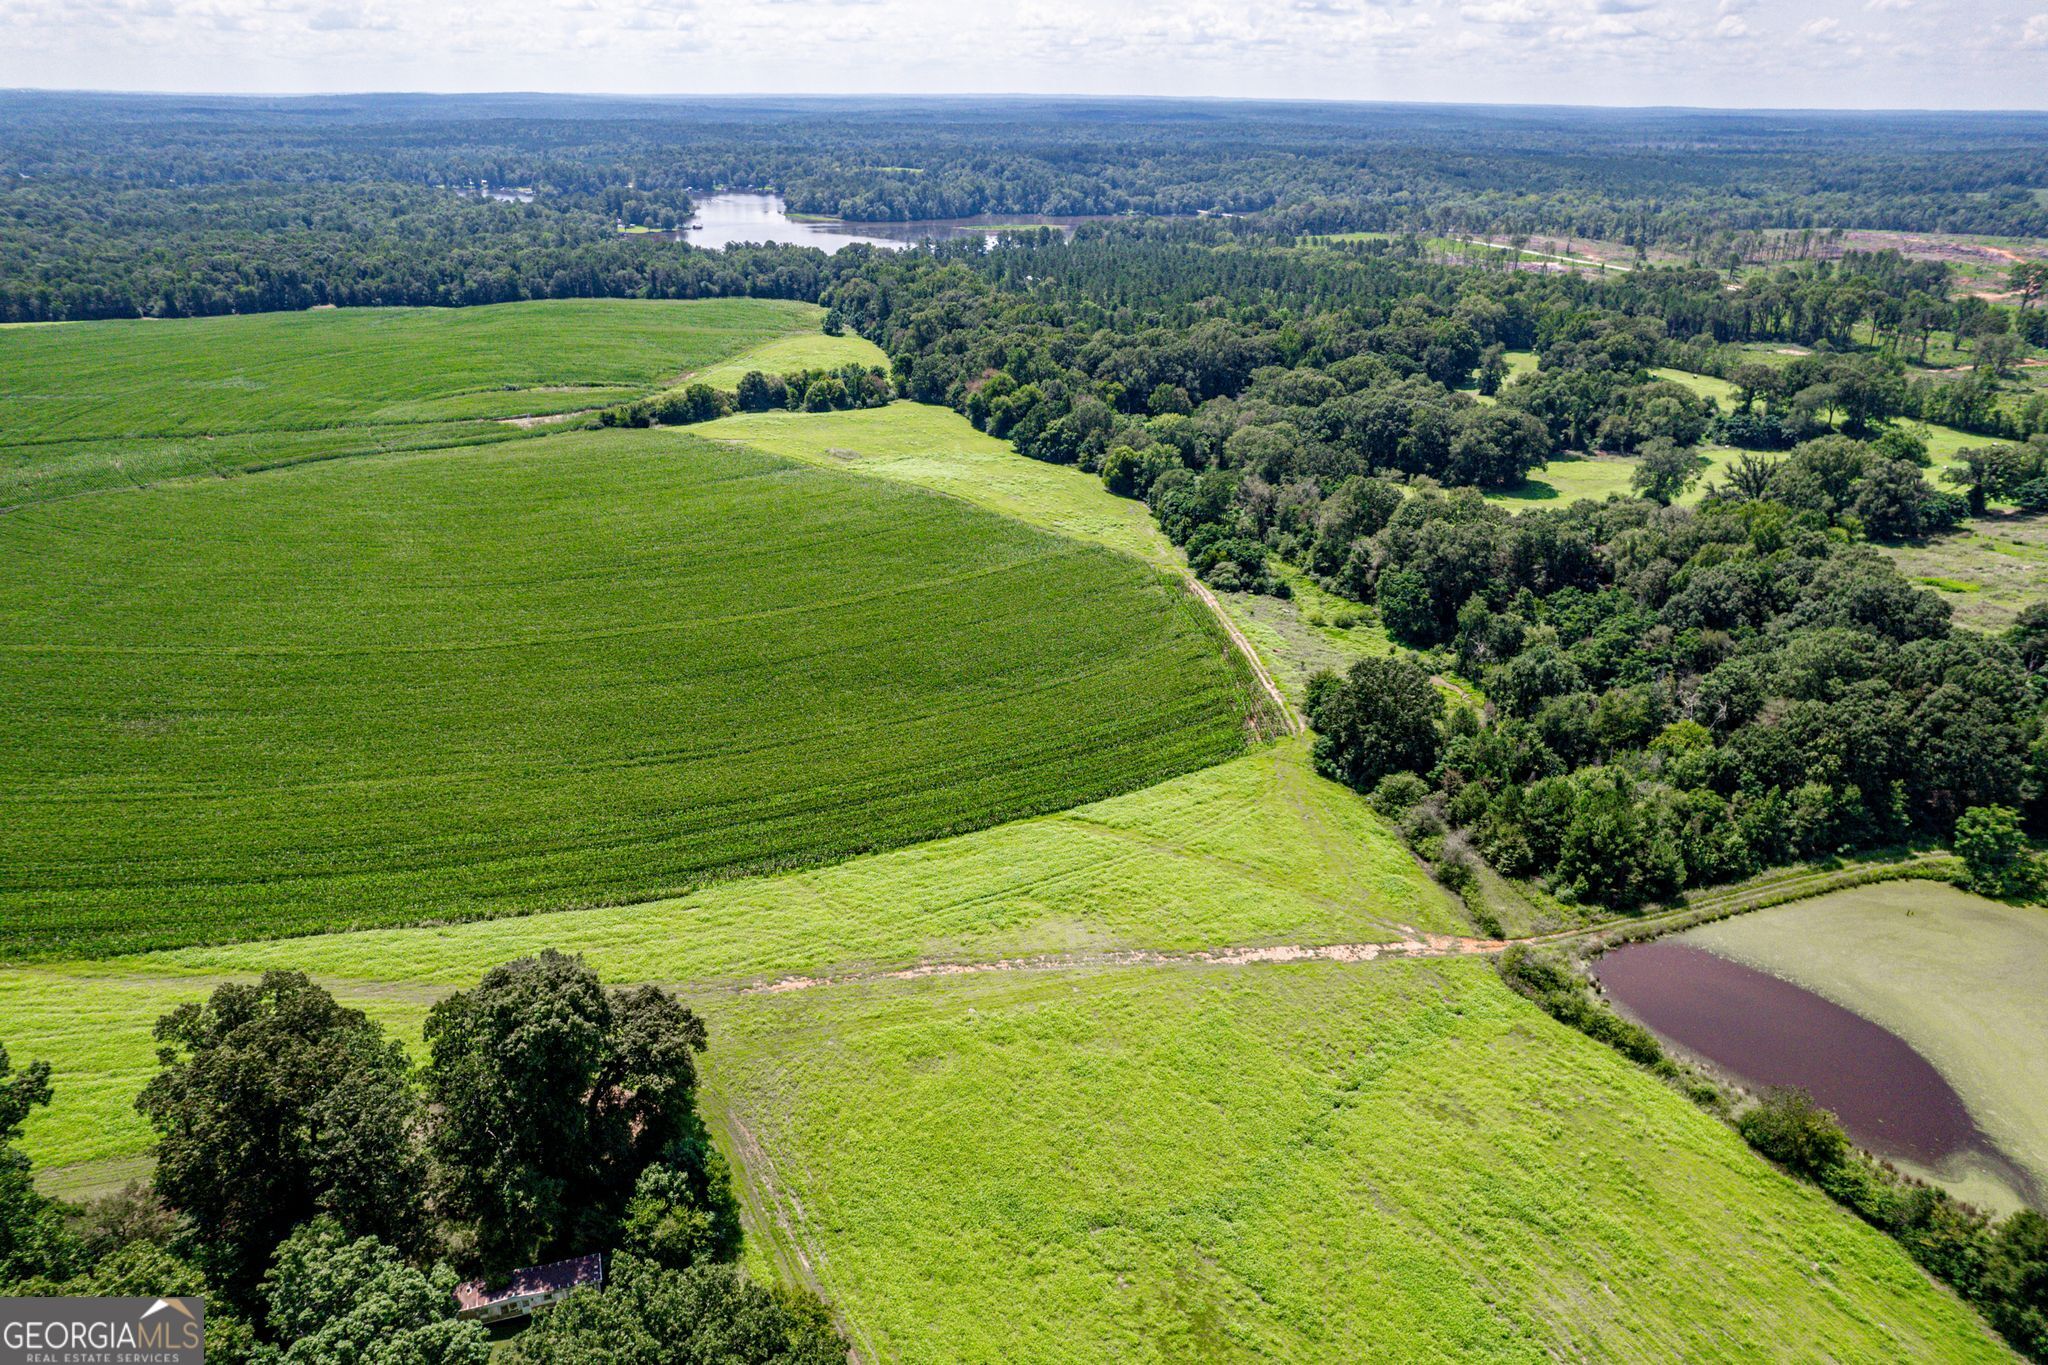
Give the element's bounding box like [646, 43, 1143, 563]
[1179, 568, 1304, 735]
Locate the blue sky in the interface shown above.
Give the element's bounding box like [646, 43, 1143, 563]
[1, 0, 2044, 108]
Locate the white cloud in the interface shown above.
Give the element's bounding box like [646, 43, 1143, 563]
[0, 0, 2041, 109]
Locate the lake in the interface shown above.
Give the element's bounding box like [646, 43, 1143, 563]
[667, 193, 1093, 252]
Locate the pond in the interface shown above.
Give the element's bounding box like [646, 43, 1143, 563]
[1594, 935, 2040, 1211]
[661, 193, 1094, 252]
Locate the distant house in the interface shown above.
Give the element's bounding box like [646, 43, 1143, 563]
[453, 1253, 605, 1324]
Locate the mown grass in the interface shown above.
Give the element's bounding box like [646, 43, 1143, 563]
[0, 298, 824, 503]
[1650, 365, 1741, 405]
[0, 740, 1458, 1175]
[709, 958, 2007, 1362]
[696, 404, 1174, 565]
[1688, 880, 2048, 1215]
[687, 332, 890, 389]
[0, 427, 1255, 958]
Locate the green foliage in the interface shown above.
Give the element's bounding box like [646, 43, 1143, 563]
[1306, 655, 1444, 793]
[0, 1044, 65, 1285]
[262, 1219, 488, 1365]
[424, 952, 707, 1274]
[619, 1141, 745, 1273]
[1983, 1211, 2048, 1360]
[1629, 436, 1699, 505]
[505, 1257, 842, 1365]
[135, 973, 427, 1307]
[1955, 805, 2039, 900]
[1497, 946, 1670, 1069]
[1737, 1088, 1852, 1181]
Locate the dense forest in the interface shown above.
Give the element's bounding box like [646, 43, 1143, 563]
[5, 92, 2048, 321]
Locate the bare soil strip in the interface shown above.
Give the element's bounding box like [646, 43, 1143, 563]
[1180, 570, 1304, 734]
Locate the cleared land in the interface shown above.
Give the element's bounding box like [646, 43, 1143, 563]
[688, 331, 890, 389]
[0, 427, 1255, 957]
[0, 298, 826, 503]
[712, 958, 2005, 1362]
[1884, 516, 2048, 630]
[697, 404, 1174, 565]
[1687, 881, 2048, 1215]
[0, 739, 1460, 1176]
[0, 794, 2005, 1360]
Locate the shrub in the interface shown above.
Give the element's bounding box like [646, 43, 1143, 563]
[1955, 805, 2038, 900]
[1737, 1088, 1850, 1181]
[1368, 772, 1431, 819]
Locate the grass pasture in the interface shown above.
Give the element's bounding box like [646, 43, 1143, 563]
[1687, 881, 2048, 1214]
[713, 958, 2006, 1362]
[0, 298, 826, 503]
[1881, 516, 2048, 630]
[687, 331, 890, 389]
[697, 404, 1175, 565]
[0, 426, 1256, 958]
[0, 740, 1459, 1175]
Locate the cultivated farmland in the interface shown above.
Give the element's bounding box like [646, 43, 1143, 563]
[0, 298, 830, 503]
[0, 427, 1257, 957]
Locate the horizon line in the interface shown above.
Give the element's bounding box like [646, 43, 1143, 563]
[4, 86, 2048, 117]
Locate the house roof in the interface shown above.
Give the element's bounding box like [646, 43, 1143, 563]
[453, 1253, 605, 1312]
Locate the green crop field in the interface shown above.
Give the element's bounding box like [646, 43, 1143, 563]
[0, 298, 826, 503]
[0, 739, 1460, 1176]
[710, 958, 2005, 1362]
[1688, 881, 2048, 1215]
[687, 331, 890, 389]
[0, 425, 1257, 958]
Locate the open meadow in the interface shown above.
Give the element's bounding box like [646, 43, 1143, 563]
[709, 958, 2005, 1362]
[697, 404, 1176, 565]
[0, 298, 831, 503]
[687, 330, 890, 389]
[0, 762, 2010, 1360]
[0, 423, 1256, 957]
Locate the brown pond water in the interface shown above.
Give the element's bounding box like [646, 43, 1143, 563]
[1594, 939, 1993, 1173]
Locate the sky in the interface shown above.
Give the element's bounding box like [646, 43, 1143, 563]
[1, 0, 2045, 109]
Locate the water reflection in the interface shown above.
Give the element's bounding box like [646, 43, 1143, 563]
[665, 193, 1090, 252]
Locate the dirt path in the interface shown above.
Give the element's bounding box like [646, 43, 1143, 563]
[1180, 570, 1303, 735]
[742, 932, 1505, 995]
